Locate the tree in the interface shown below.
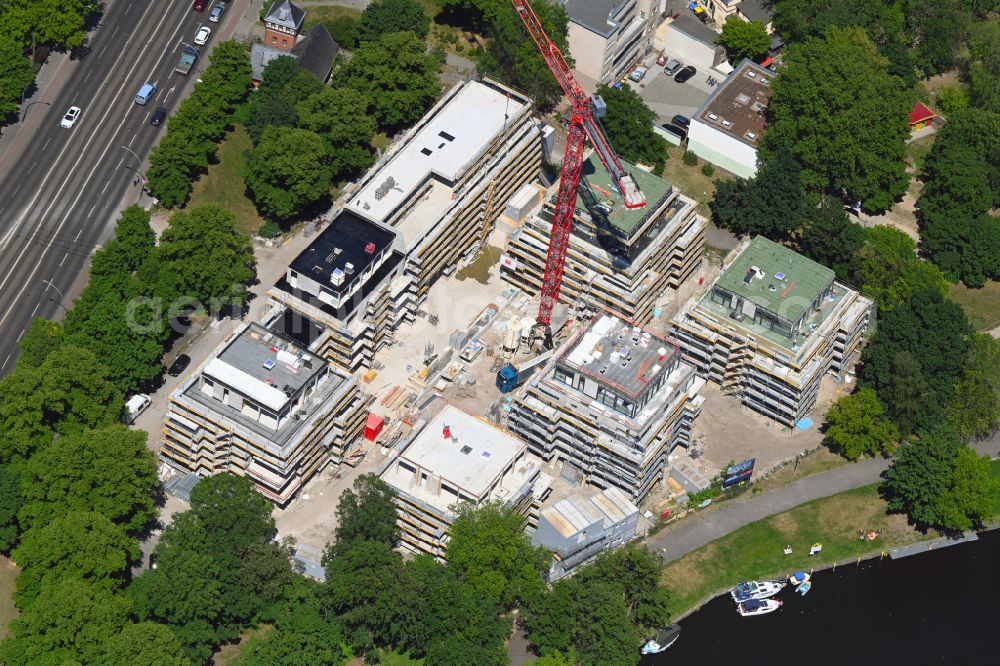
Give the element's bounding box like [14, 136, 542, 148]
[327, 473, 399, 558]
[947, 334, 1000, 439]
[109, 205, 157, 272]
[335, 31, 442, 131]
[709, 147, 809, 239]
[718, 18, 771, 63]
[883, 424, 961, 528]
[856, 226, 948, 310]
[240, 584, 348, 666]
[0, 35, 35, 122]
[17, 425, 159, 534]
[356, 0, 430, 44]
[16, 318, 64, 368]
[798, 196, 865, 282]
[157, 205, 256, 311]
[0, 578, 131, 666]
[0, 345, 123, 463]
[906, 0, 968, 75]
[244, 58, 324, 143]
[245, 126, 335, 220]
[761, 27, 911, 212]
[0, 0, 95, 55]
[823, 388, 899, 460]
[470, 0, 572, 112]
[446, 502, 548, 610]
[295, 88, 376, 180]
[934, 447, 998, 532]
[0, 465, 21, 552]
[595, 84, 668, 173]
[101, 622, 190, 666]
[576, 545, 670, 630]
[13, 511, 138, 608]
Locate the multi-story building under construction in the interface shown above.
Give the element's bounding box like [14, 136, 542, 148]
[160, 323, 372, 505]
[508, 312, 705, 504]
[265, 78, 544, 371]
[669, 236, 874, 426]
[500, 154, 706, 324]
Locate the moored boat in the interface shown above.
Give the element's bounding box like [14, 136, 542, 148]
[641, 624, 681, 654]
[796, 580, 812, 596]
[730, 580, 786, 602]
[737, 598, 782, 617]
[789, 571, 811, 586]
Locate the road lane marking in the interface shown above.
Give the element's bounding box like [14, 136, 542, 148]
[42, 138, 51, 151]
[1, 354, 10, 371]
[87, 205, 95, 218]
[0, 0, 166, 251]
[27, 305, 38, 320]
[59, 253, 68, 267]
[101, 180, 111, 194]
[26, 162, 36, 174]
[0, 2, 186, 332]
[84, 70, 92, 82]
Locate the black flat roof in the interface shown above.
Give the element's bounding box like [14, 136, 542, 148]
[288, 210, 396, 299]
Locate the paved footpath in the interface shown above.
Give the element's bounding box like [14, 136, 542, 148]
[647, 435, 999, 564]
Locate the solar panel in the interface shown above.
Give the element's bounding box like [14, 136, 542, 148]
[775, 272, 786, 280]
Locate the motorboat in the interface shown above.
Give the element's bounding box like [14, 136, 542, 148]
[796, 580, 812, 596]
[737, 598, 782, 617]
[641, 624, 681, 654]
[789, 571, 811, 586]
[730, 580, 786, 602]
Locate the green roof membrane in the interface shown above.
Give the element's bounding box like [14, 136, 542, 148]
[576, 154, 672, 238]
[715, 236, 834, 324]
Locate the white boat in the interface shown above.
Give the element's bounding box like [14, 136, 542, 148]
[641, 624, 681, 654]
[789, 571, 811, 586]
[730, 580, 786, 602]
[737, 598, 782, 617]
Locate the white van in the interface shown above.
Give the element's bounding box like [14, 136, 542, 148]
[125, 394, 152, 424]
[135, 83, 156, 105]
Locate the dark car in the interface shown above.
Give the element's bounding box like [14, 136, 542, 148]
[660, 124, 687, 140]
[150, 107, 167, 126]
[671, 114, 690, 129]
[167, 354, 191, 377]
[192, 0, 208, 10]
[674, 65, 697, 84]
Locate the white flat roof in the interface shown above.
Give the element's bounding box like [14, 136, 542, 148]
[203, 357, 288, 411]
[399, 404, 526, 498]
[542, 486, 638, 538]
[346, 81, 529, 227]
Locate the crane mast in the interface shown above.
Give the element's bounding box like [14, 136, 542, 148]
[511, 0, 646, 335]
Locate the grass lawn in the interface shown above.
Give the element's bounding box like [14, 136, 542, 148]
[948, 280, 1000, 332]
[0, 556, 19, 641]
[905, 134, 935, 172]
[991, 460, 1000, 517]
[212, 624, 273, 666]
[661, 146, 734, 215]
[302, 5, 362, 32]
[187, 125, 264, 237]
[750, 447, 849, 495]
[659, 484, 931, 618]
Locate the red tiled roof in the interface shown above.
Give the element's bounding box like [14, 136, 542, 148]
[908, 102, 937, 124]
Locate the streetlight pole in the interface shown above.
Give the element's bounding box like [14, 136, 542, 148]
[41, 279, 69, 312]
[121, 145, 146, 185]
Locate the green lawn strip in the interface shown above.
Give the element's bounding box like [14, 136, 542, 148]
[660, 484, 931, 618]
[187, 124, 264, 237]
[948, 280, 1000, 331]
[991, 460, 1000, 517]
[0, 556, 18, 640]
[302, 5, 363, 32]
[377, 649, 425, 665]
[905, 134, 935, 172]
[212, 624, 274, 665]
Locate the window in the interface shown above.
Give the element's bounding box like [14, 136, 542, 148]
[554, 366, 573, 387]
[271, 37, 277, 44]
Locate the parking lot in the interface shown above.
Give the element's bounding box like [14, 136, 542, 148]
[629, 60, 714, 129]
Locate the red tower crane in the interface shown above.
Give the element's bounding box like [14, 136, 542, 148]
[511, 0, 646, 338]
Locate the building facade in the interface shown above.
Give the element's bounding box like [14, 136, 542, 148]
[563, 0, 660, 88]
[264, 0, 305, 50]
[687, 59, 773, 178]
[160, 323, 372, 505]
[501, 154, 706, 325]
[265, 78, 544, 372]
[509, 312, 705, 504]
[669, 236, 874, 426]
[379, 405, 550, 560]
[532, 486, 640, 580]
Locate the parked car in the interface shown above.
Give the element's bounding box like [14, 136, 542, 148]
[150, 107, 167, 126]
[671, 114, 690, 129]
[125, 394, 152, 424]
[660, 124, 687, 140]
[60, 106, 81, 128]
[674, 65, 697, 83]
[663, 59, 682, 76]
[192, 0, 207, 10]
[194, 26, 212, 46]
[167, 354, 191, 377]
[208, 2, 225, 22]
[628, 67, 647, 82]
[656, 54, 667, 66]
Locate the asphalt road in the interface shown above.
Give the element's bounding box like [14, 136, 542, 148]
[0, 0, 230, 374]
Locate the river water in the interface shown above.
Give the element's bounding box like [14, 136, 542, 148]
[643, 529, 1000, 665]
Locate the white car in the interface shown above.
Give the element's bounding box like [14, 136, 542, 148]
[194, 26, 211, 46]
[60, 106, 81, 128]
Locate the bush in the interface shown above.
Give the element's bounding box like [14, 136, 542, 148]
[701, 163, 715, 177]
[683, 151, 698, 166]
[258, 220, 281, 238]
